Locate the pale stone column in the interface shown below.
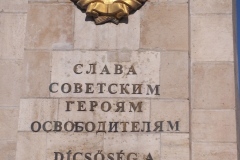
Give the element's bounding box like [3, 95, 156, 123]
[0, 0, 28, 159]
[140, 2, 190, 160]
[16, 0, 191, 159]
[190, 0, 238, 159]
[0, 0, 238, 159]
[16, 2, 74, 159]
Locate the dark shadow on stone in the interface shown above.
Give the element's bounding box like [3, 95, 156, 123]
[119, 17, 128, 24]
[71, 1, 86, 13]
[85, 16, 94, 22]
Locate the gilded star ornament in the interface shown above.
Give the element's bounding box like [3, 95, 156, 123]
[71, 0, 146, 25]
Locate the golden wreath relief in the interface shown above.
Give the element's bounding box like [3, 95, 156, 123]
[71, 0, 146, 25]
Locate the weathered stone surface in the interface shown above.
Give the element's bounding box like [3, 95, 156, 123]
[160, 51, 188, 99]
[191, 15, 233, 62]
[25, 4, 74, 50]
[160, 0, 188, 3]
[50, 51, 160, 98]
[107, 51, 132, 62]
[22, 51, 51, 98]
[47, 133, 104, 160]
[0, 13, 27, 59]
[104, 133, 160, 160]
[59, 0, 71, 2]
[0, 60, 23, 106]
[192, 62, 235, 109]
[29, 0, 71, 2]
[18, 99, 58, 131]
[151, 100, 189, 132]
[192, 110, 237, 142]
[0, 108, 19, 140]
[16, 132, 47, 160]
[191, 0, 232, 14]
[0, 0, 27, 12]
[192, 142, 237, 160]
[161, 133, 189, 160]
[74, 8, 140, 50]
[29, 0, 56, 2]
[0, 141, 16, 160]
[2, 1, 237, 160]
[140, 3, 188, 51]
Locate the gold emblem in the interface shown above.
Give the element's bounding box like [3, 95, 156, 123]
[71, 0, 146, 25]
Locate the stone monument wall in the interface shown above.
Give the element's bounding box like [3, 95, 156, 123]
[0, 0, 238, 160]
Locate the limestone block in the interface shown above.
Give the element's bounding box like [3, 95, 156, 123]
[140, 3, 188, 51]
[0, 13, 27, 59]
[151, 100, 189, 132]
[0, 60, 23, 106]
[191, 0, 232, 14]
[147, 0, 158, 3]
[74, 8, 140, 50]
[47, 133, 104, 160]
[22, 51, 51, 98]
[0, 141, 16, 160]
[160, 51, 188, 99]
[16, 132, 47, 160]
[58, 0, 71, 2]
[0, 108, 19, 140]
[161, 133, 189, 160]
[192, 142, 237, 160]
[104, 133, 160, 160]
[192, 62, 235, 109]
[192, 110, 237, 142]
[50, 51, 160, 98]
[58, 98, 150, 131]
[107, 51, 131, 62]
[0, 0, 27, 12]
[18, 99, 58, 131]
[149, 0, 188, 3]
[191, 15, 233, 62]
[25, 4, 74, 50]
[29, 0, 57, 2]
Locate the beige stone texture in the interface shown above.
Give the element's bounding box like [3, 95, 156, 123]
[58, 98, 150, 131]
[47, 133, 104, 160]
[22, 51, 51, 98]
[191, 15, 233, 62]
[160, 51, 188, 99]
[145, 0, 156, 2]
[192, 142, 237, 160]
[25, 4, 74, 50]
[74, 8, 140, 50]
[0, 60, 23, 106]
[192, 110, 237, 142]
[140, 3, 188, 51]
[16, 132, 47, 160]
[159, 0, 188, 3]
[0, 141, 16, 160]
[107, 51, 132, 62]
[151, 100, 189, 132]
[29, 0, 57, 2]
[0, 13, 27, 59]
[192, 62, 235, 109]
[0, 108, 19, 140]
[104, 133, 160, 159]
[58, 0, 72, 2]
[51, 51, 160, 98]
[0, 0, 27, 12]
[18, 99, 58, 131]
[191, 0, 232, 14]
[161, 133, 189, 160]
